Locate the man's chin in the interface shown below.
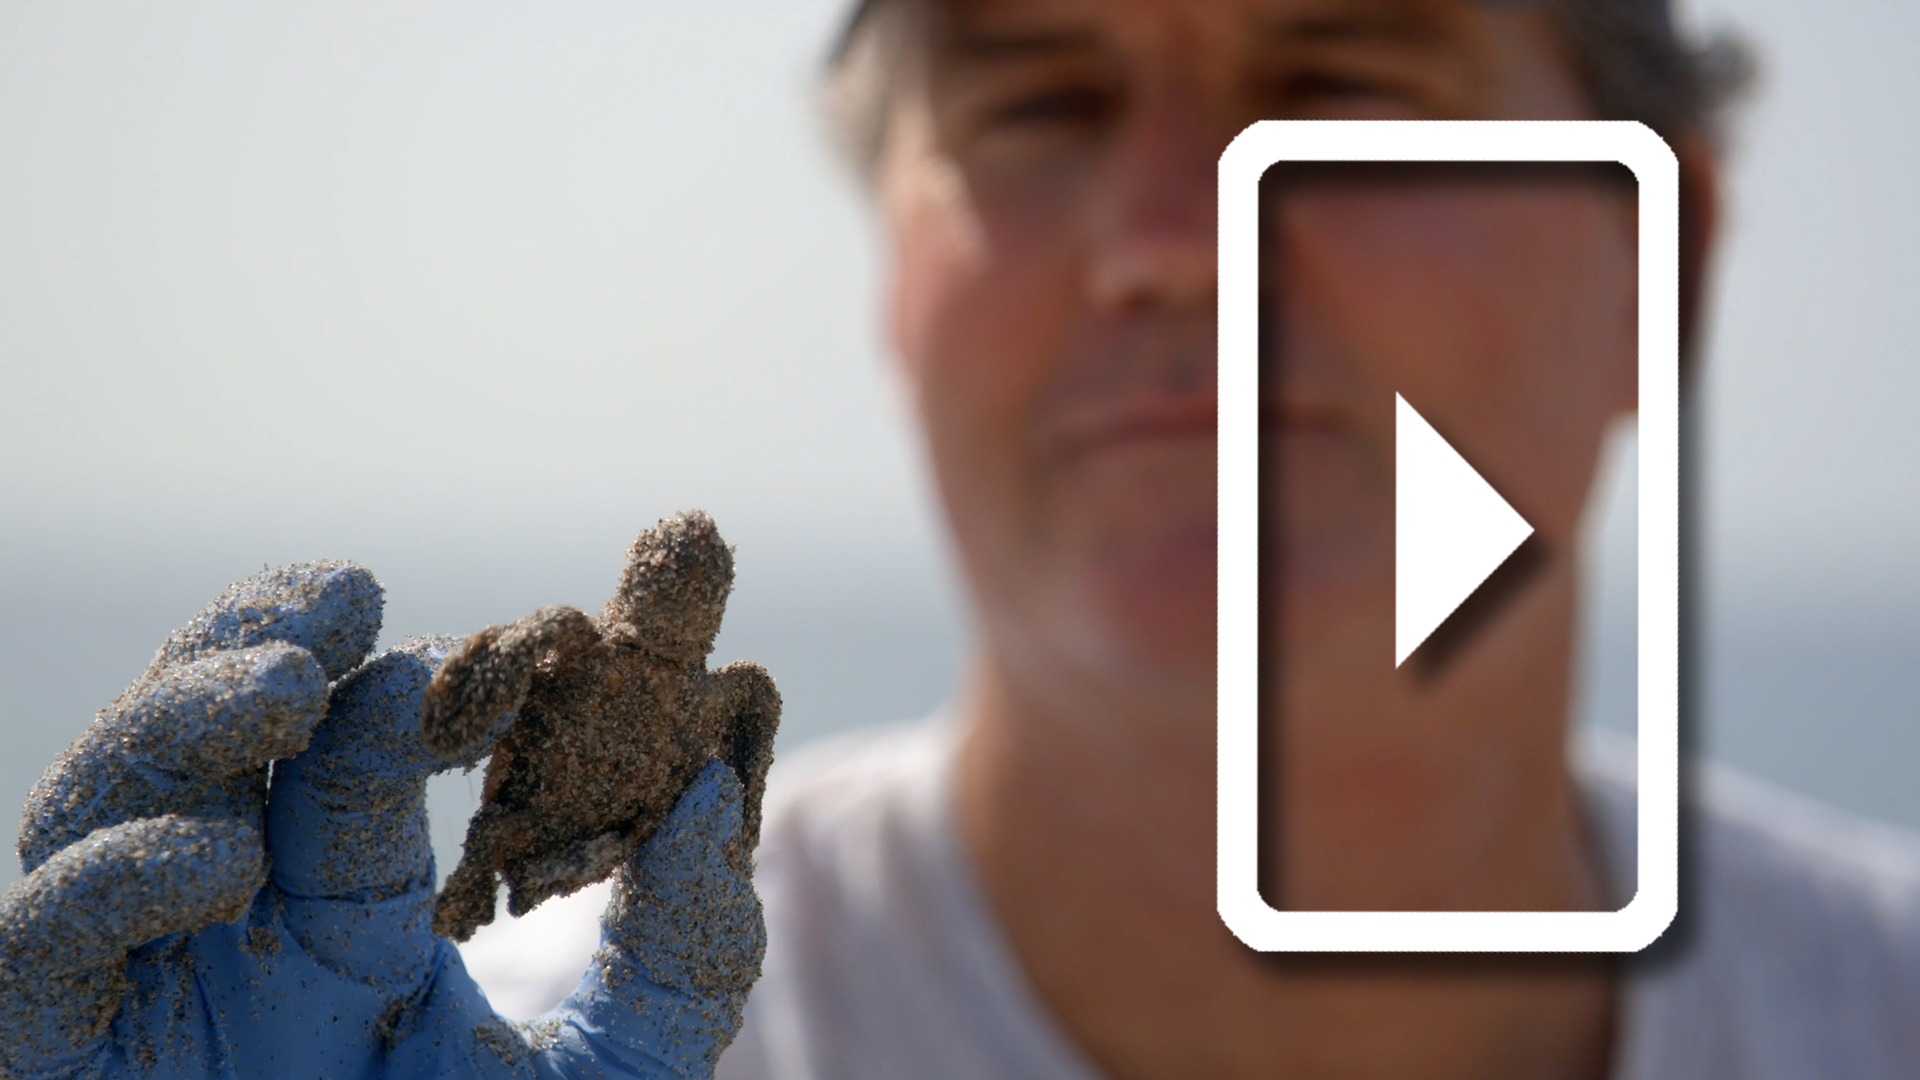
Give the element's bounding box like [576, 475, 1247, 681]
[1066, 523, 1218, 680]
[1037, 441, 1213, 679]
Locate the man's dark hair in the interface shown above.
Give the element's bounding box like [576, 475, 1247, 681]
[1553, 0, 1753, 143]
[821, 0, 1753, 179]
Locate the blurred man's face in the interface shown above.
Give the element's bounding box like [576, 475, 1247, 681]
[879, 0, 1637, 705]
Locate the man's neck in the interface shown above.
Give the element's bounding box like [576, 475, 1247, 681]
[950, 570, 1617, 1080]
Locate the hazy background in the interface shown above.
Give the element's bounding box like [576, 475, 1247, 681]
[2, 0, 1916, 897]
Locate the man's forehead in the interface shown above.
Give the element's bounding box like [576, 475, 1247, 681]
[912, 0, 1523, 105]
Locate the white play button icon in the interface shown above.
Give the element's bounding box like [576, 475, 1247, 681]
[1395, 393, 1535, 667]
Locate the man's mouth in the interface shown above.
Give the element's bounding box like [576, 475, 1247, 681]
[1040, 389, 1368, 468]
[1046, 398, 1219, 465]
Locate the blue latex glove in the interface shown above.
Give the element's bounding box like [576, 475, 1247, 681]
[0, 562, 766, 1079]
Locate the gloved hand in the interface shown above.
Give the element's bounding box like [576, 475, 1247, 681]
[0, 562, 766, 1079]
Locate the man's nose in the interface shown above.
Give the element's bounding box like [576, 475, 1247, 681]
[1085, 78, 1224, 314]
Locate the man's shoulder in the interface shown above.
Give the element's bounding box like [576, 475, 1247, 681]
[755, 716, 957, 857]
[1579, 735, 1920, 1077]
[1676, 757, 1920, 1012]
[1580, 732, 1920, 935]
[747, 715, 984, 949]
[1695, 765, 1920, 922]
[724, 717, 1101, 1080]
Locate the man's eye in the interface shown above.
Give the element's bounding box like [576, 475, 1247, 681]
[987, 86, 1116, 127]
[1273, 71, 1398, 106]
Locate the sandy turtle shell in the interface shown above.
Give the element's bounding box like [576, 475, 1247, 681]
[420, 510, 779, 942]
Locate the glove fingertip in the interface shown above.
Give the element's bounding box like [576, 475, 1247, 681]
[121, 642, 333, 772]
[327, 637, 449, 721]
[620, 759, 748, 893]
[310, 634, 465, 771]
[2, 817, 266, 976]
[168, 561, 385, 681]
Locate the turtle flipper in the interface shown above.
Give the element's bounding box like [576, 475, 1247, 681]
[419, 605, 600, 761]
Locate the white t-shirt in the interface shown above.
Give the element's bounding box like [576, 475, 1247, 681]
[462, 718, 1920, 1078]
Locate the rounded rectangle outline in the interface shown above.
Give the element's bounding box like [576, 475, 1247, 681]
[1217, 121, 1678, 952]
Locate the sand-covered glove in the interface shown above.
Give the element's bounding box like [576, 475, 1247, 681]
[0, 562, 766, 1079]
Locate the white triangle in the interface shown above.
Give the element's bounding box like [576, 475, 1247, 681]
[1395, 393, 1534, 667]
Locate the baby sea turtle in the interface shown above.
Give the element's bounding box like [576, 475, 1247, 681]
[421, 510, 780, 942]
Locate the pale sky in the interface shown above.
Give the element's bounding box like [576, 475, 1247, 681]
[0, 1, 930, 569]
[1684, 0, 1920, 591]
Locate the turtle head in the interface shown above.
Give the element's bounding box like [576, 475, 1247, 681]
[604, 510, 735, 663]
